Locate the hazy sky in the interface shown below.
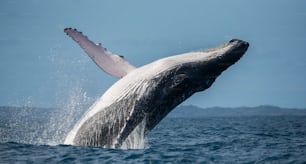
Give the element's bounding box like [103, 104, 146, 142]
[0, 0, 306, 108]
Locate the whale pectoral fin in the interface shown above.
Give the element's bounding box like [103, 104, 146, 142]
[64, 28, 136, 78]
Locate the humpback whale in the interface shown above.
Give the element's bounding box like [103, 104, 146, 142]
[63, 28, 249, 148]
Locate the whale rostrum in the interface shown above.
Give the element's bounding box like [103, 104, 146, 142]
[63, 28, 249, 148]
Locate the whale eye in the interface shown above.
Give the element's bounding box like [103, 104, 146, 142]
[171, 74, 189, 89]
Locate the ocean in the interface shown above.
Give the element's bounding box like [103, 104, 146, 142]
[1, 107, 306, 163]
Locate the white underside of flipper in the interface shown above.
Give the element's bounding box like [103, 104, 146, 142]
[64, 28, 136, 78]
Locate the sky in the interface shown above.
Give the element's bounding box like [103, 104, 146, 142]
[0, 0, 306, 109]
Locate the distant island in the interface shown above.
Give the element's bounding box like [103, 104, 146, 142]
[168, 105, 306, 118]
[1, 105, 306, 120]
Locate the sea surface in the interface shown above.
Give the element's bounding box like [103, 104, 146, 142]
[1, 107, 306, 163]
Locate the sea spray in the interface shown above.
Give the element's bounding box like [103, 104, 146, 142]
[65, 98, 148, 149]
[40, 85, 90, 145]
[47, 42, 148, 149]
[37, 44, 94, 145]
[120, 118, 147, 149]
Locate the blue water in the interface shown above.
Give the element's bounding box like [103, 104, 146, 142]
[1, 109, 306, 163]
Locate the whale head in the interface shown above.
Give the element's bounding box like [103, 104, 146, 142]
[186, 39, 249, 91]
[153, 39, 249, 92]
[145, 39, 249, 130]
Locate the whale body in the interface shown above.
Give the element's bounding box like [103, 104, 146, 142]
[63, 28, 249, 148]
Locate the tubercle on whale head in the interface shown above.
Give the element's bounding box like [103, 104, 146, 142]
[225, 39, 249, 63]
[212, 39, 249, 68]
[217, 39, 249, 68]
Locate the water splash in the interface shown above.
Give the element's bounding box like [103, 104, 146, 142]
[65, 98, 148, 149]
[2, 42, 147, 149]
[120, 118, 147, 149]
[36, 43, 93, 145]
[39, 85, 90, 145]
[0, 86, 92, 145]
